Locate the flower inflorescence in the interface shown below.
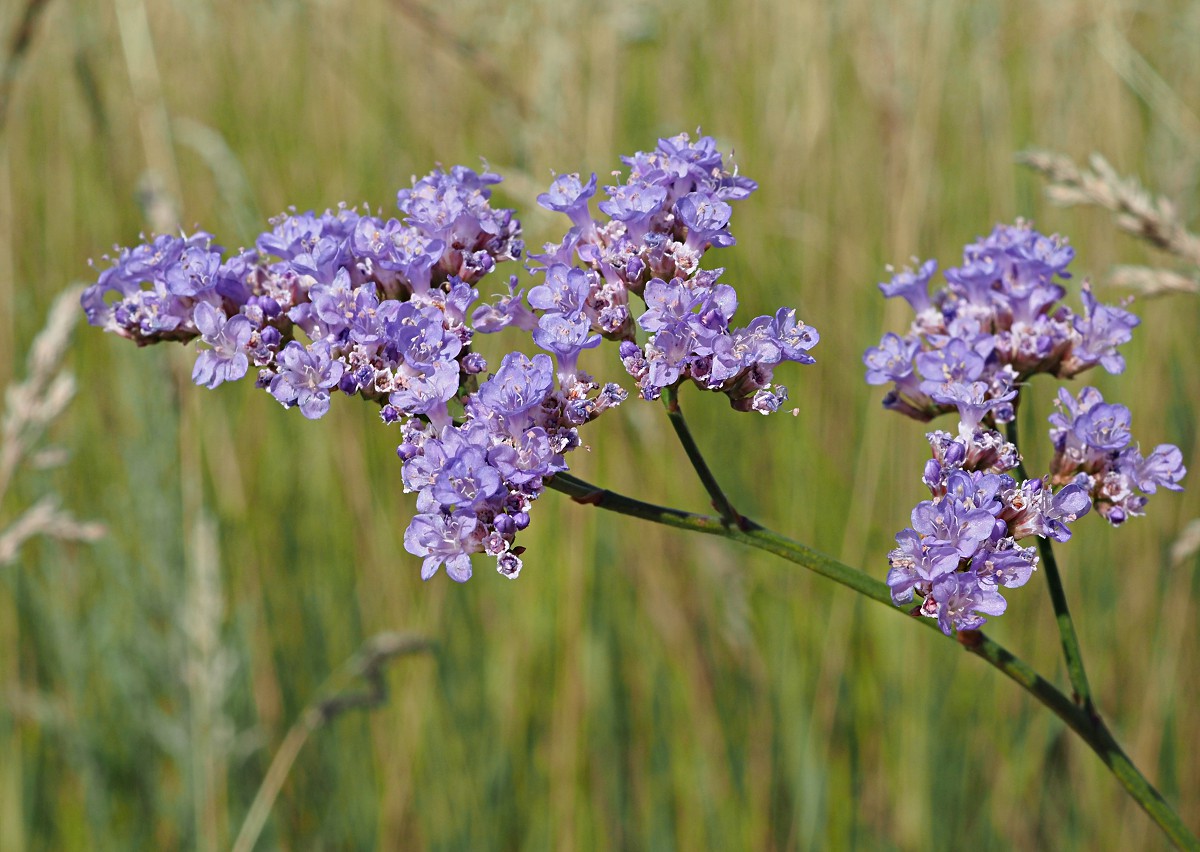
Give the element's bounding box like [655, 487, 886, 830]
[870, 222, 1186, 634]
[886, 421, 1090, 635]
[513, 134, 819, 415]
[82, 132, 820, 581]
[1049, 386, 1186, 526]
[864, 221, 1139, 424]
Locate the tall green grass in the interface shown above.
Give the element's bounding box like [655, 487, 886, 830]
[2, 0, 1199, 847]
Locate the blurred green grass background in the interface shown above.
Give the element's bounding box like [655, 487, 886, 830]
[2, 0, 1199, 848]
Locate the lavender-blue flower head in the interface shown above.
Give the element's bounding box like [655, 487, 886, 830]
[864, 221, 1140, 427]
[82, 232, 225, 345]
[880, 376, 1097, 633]
[487, 132, 820, 415]
[1049, 386, 1186, 525]
[876, 223, 1185, 633]
[83, 163, 523, 422]
[83, 134, 814, 582]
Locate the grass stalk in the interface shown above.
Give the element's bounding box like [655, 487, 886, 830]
[230, 633, 435, 852]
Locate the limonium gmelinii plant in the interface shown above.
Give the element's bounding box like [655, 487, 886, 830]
[82, 136, 1196, 847]
[82, 133, 817, 582]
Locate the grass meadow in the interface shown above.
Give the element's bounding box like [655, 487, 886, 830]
[2, 0, 1199, 848]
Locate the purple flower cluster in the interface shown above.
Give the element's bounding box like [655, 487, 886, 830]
[475, 132, 819, 414]
[864, 221, 1139, 423]
[886, 393, 1092, 635]
[84, 137, 797, 581]
[875, 225, 1187, 633]
[83, 165, 522, 429]
[82, 166, 621, 580]
[1049, 386, 1186, 525]
[83, 135, 824, 581]
[399, 352, 624, 580]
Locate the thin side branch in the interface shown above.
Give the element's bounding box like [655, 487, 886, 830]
[545, 471, 1198, 849]
[662, 385, 745, 527]
[1005, 417, 1096, 715]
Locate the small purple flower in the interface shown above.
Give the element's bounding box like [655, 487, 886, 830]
[598, 183, 667, 241]
[192, 302, 253, 389]
[639, 277, 708, 334]
[496, 550, 523, 578]
[929, 570, 1007, 635]
[477, 352, 556, 420]
[1068, 285, 1139, 375]
[943, 470, 1003, 515]
[676, 191, 735, 252]
[879, 259, 937, 314]
[487, 427, 565, 485]
[760, 308, 819, 364]
[537, 173, 598, 234]
[311, 268, 369, 336]
[911, 495, 996, 558]
[431, 446, 504, 512]
[864, 333, 920, 386]
[1132, 445, 1187, 493]
[638, 328, 691, 395]
[387, 304, 463, 368]
[916, 337, 986, 391]
[461, 352, 488, 374]
[472, 275, 538, 333]
[748, 386, 788, 415]
[247, 325, 281, 367]
[404, 512, 480, 582]
[929, 380, 1016, 434]
[165, 243, 223, 297]
[527, 264, 592, 316]
[971, 537, 1038, 589]
[533, 312, 601, 377]
[886, 528, 962, 605]
[269, 341, 345, 419]
[642, 132, 724, 182]
[389, 360, 461, 427]
[1041, 482, 1092, 542]
[1074, 403, 1133, 452]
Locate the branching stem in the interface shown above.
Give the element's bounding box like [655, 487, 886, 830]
[662, 385, 745, 526]
[545, 472, 1198, 850]
[1005, 417, 1096, 716]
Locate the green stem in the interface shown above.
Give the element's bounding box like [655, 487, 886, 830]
[1005, 418, 1096, 715]
[662, 385, 743, 526]
[545, 472, 1198, 850]
[961, 634, 1194, 850]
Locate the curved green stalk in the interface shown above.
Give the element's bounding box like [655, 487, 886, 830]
[1005, 417, 1096, 716]
[661, 385, 744, 526]
[545, 471, 1198, 850]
